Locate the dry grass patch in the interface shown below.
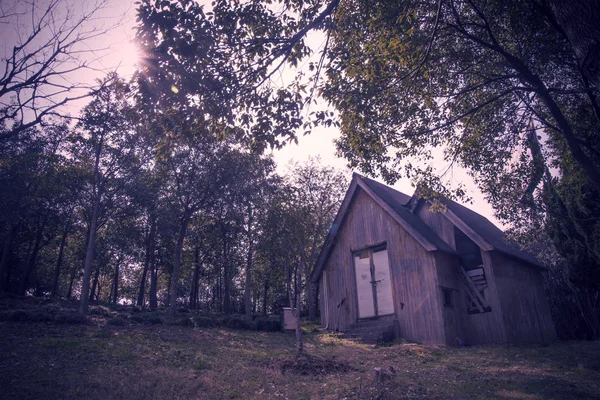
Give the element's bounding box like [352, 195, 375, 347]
[1, 316, 599, 399]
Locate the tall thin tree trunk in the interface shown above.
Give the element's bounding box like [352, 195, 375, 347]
[0, 225, 17, 293]
[19, 215, 48, 295]
[190, 246, 200, 310]
[263, 279, 269, 315]
[223, 238, 231, 314]
[137, 219, 155, 307]
[89, 266, 100, 303]
[96, 279, 102, 302]
[285, 256, 303, 358]
[67, 264, 77, 300]
[112, 262, 120, 304]
[244, 205, 254, 320]
[51, 225, 70, 297]
[79, 186, 102, 314]
[149, 256, 158, 311]
[169, 211, 191, 317]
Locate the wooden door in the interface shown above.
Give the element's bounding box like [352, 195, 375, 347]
[354, 253, 376, 318]
[373, 249, 394, 316]
[354, 248, 394, 319]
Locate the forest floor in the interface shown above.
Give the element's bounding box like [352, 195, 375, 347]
[1, 298, 599, 399]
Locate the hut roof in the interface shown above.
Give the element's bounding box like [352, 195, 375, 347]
[311, 174, 544, 282]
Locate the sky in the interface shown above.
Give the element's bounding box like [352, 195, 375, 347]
[2, 0, 500, 226]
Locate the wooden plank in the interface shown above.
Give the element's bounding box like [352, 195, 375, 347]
[463, 283, 485, 313]
[459, 265, 488, 308]
[466, 268, 484, 278]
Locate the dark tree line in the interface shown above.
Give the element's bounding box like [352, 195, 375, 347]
[0, 76, 346, 317]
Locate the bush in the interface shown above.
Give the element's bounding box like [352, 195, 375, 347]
[144, 315, 163, 325]
[107, 317, 127, 326]
[54, 312, 87, 325]
[223, 315, 255, 330]
[0, 310, 28, 322]
[255, 317, 282, 332]
[130, 315, 145, 324]
[28, 310, 55, 323]
[89, 306, 112, 318]
[193, 315, 217, 328]
[175, 317, 195, 327]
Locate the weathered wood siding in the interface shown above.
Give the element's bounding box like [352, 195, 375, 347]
[434, 252, 464, 344]
[490, 252, 556, 343]
[415, 203, 456, 249]
[320, 188, 446, 344]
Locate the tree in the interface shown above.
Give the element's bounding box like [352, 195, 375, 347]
[135, 0, 600, 202]
[0, 0, 120, 140]
[285, 158, 346, 320]
[74, 74, 147, 314]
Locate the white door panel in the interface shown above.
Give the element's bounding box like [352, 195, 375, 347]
[354, 255, 375, 318]
[373, 249, 394, 316]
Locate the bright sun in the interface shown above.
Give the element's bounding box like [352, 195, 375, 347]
[117, 40, 139, 76]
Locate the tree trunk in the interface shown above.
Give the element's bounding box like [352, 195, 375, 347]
[67, 264, 77, 300]
[263, 279, 269, 315]
[137, 218, 156, 307]
[0, 225, 17, 293]
[169, 211, 191, 317]
[19, 215, 48, 295]
[244, 205, 254, 320]
[190, 246, 200, 310]
[112, 262, 120, 304]
[285, 256, 302, 358]
[51, 225, 70, 297]
[149, 252, 158, 311]
[89, 266, 100, 303]
[223, 238, 231, 314]
[79, 185, 102, 314]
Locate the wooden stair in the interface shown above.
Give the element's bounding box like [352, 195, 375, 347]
[341, 318, 396, 344]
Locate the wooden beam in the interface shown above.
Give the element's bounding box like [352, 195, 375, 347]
[443, 208, 494, 251]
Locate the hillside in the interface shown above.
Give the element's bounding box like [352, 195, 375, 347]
[1, 298, 599, 400]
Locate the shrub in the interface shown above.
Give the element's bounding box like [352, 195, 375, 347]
[193, 316, 217, 328]
[28, 310, 55, 323]
[223, 315, 255, 330]
[116, 312, 131, 320]
[89, 306, 112, 318]
[255, 317, 282, 332]
[130, 315, 145, 324]
[144, 315, 163, 325]
[107, 317, 127, 326]
[54, 313, 87, 325]
[176, 317, 195, 327]
[0, 310, 28, 322]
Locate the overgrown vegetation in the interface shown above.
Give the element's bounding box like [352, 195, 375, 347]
[1, 298, 599, 400]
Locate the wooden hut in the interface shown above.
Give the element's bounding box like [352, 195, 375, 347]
[311, 173, 556, 345]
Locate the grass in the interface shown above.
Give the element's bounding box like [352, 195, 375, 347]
[0, 300, 599, 399]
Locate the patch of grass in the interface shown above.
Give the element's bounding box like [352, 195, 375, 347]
[193, 356, 212, 372]
[1, 297, 599, 400]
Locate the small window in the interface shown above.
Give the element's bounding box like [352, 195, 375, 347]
[442, 288, 454, 308]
